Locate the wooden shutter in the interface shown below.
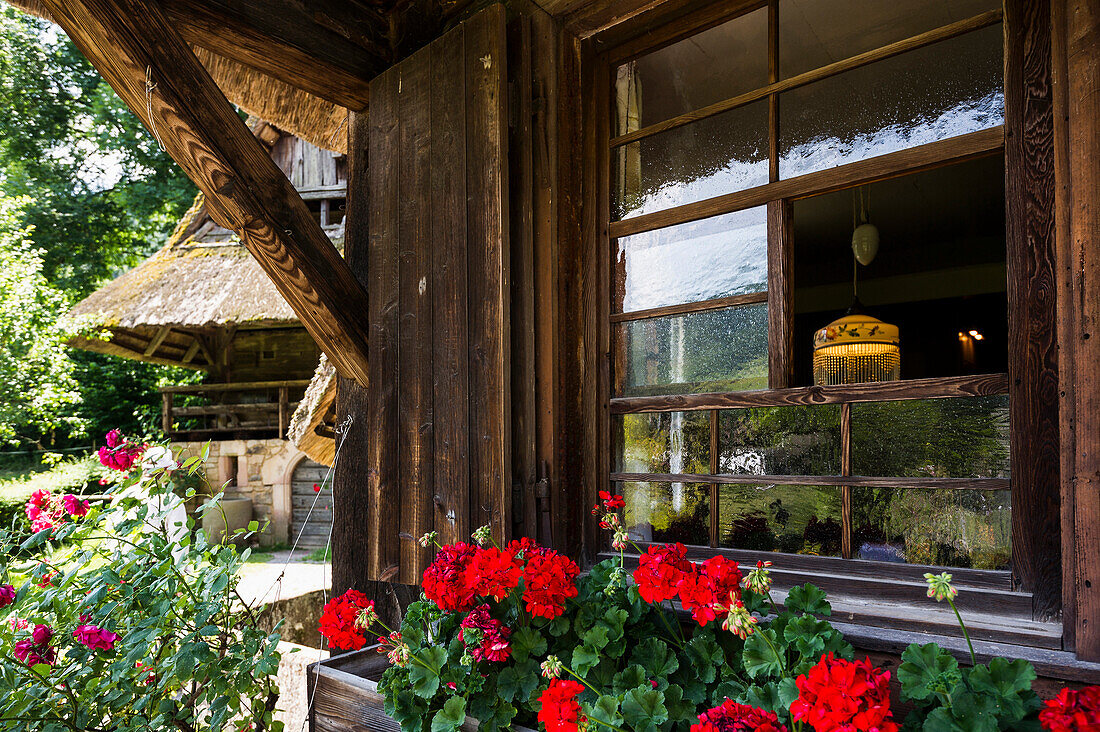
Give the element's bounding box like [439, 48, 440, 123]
[363, 4, 510, 584]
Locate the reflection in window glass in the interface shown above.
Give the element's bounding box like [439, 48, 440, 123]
[614, 101, 769, 220]
[614, 412, 711, 475]
[615, 208, 767, 313]
[779, 0, 999, 78]
[852, 487, 1010, 569]
[779, 26, 1003, 179]
[852, 395, 1010, 478]
[718, 405, 841, 476]
[719, 483, 841, 555]
[615, 6, 768, 134]
[622, 482, 710, 546]
[617, 304, 768, 397]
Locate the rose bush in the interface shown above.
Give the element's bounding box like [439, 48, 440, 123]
[317, 491, 1098, 732]
[0, 431, 283, 732]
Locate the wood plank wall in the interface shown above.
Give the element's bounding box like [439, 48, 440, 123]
[335, 4, 512, 590]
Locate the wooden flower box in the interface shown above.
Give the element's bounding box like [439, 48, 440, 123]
[307, 646, 537, 732]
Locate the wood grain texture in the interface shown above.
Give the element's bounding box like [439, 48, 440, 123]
[841, 402, 852, 559]
[1004, 0, 1062, 622]
[611, 373, 1009, 414]
[609, 291, 767, 323]
[1059, 0, 1100, 661]
[41, 0, 372, 387]
[430, 22, 471, 549]
[610, 126, 1005, 239]
[167, 0, 378, 110]
[366, 65, 403, 581]
[464, 4, 511, 543]
[609, 9, 1003, 147]
[397, 46, 435, 584]
[767, 199, 793, 388]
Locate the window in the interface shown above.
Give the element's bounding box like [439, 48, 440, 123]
[599, 1, 1049, 639]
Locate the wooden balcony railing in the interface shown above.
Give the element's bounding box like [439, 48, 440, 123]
[159, 380, 310, 440]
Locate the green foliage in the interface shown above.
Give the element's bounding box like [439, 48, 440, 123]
[0, 443, 282, 731]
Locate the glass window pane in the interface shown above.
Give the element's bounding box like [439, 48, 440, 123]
[851, 395, 1010, 478]
[852, 487, 1010, 569]
[779, 0, 1000, 78]
[614, 100, 769, 220]
[616, 304, 768, 396]
[615, 7, 768, 135]
[621, 481, 710, 546]
[615, 208, 767, 313]
[613, 412, 711, 475]
[718, 483, 842, 555]
[779, 26, 1003, 179]
[718, 405, 842, 475]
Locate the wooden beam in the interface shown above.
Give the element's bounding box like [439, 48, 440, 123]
[1004, 0, 1062, 622]
[1053, 0, 1100, 661]
[181, 339, 201, 365]
[143, 325, 171, 357]
[44, 0, 371, 387]
[166, 0, 382, 111]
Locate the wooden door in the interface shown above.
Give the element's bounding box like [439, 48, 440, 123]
[354, 4, 510, 585]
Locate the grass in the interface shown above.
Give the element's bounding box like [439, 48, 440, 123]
[0, 454, 110, 502]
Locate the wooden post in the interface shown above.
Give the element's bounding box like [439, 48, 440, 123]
[277, 386, 289, 437]
[42, 0, 372, 387]
[1052, 0, 1100, 661]
[161, 392, 173, 436]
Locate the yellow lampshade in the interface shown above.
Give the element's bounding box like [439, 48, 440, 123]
[813, 312, 900, 386]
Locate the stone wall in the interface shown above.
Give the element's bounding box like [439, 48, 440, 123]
[171, 438, 305, 547]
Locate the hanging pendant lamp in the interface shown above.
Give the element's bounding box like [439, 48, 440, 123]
[812, 187, 900, 386]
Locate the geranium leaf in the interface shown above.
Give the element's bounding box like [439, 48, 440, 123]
[742, 629, 785, 680]
[967, 658, 1038, 722]
[630, 636, 678, 678]
[898, 643, 959, 702]
[662, 684, 696, 723]
[409, 646, 446, 698]
[510, 627, 546, 662]
[585, 695, 624, 728]
[613, 664, 647, 695]
[685, 633, 724, 684]
[496, 667, 520, 703]
[784, 584, 831, 616]
[621, 687, 668, 732]
[740, 682, 782, 713]
[430, 696, 466, 732]
[572, 645, 601, 676]
[582, 624, 610, 650]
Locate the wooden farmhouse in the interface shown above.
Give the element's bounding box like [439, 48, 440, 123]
[68, 120, 340, 548]
[15, 0, 1100, 703]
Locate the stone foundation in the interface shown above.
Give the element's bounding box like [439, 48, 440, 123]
[171, 438, 306, 547]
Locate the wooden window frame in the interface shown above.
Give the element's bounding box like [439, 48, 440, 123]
[587, 0, 1063, 647]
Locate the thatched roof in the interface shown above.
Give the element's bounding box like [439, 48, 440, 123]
[288, 355, 338, 466]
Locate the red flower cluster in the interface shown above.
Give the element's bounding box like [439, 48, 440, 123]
[421, 539, 579, 619]
[1040, 686, 1100, 732]
[634, 543, 693, 604]
[73, 624, 121, 651]
[25, 489, 66, 534]
[521, 547, 580, 619]
[537, 678, 586, 732]
[678, 555, 743, 626]
[319, 589, 376, 651]
[633, 544, 744, 625]
[14, 624, 56, 667]
[791, 654, 898, 732]
[97, 429, 143, 472]
[691, 699, 789, 732]
[0, 584, 14, 608]
[592, 490, 625, 514]
[62, 494, 90, 517]
[459, 604, 512, 663]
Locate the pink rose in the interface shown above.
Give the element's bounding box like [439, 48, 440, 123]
[0, 584, 15, 608]
[31, 624, 52, 645]
[73, 624, 120, 651]
[14, 638, 56, 667]
[104, 429, 123, 448]
[62, 494, 89, 517]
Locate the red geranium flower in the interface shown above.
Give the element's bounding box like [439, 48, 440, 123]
[469, 546, 523, 601]
[791, 654, 898, 732]
[522, 548, 580, 619]
[422, 542, 479, 612]
[319, 589, 377, 651]
[538, 678, 587, 732]
[691, 699, 789, 732]
[1040, 686, 1100, 732]
[678, 555, 743, 626]
[458, 604, 512, 663]
[634, 543, 692, 605]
